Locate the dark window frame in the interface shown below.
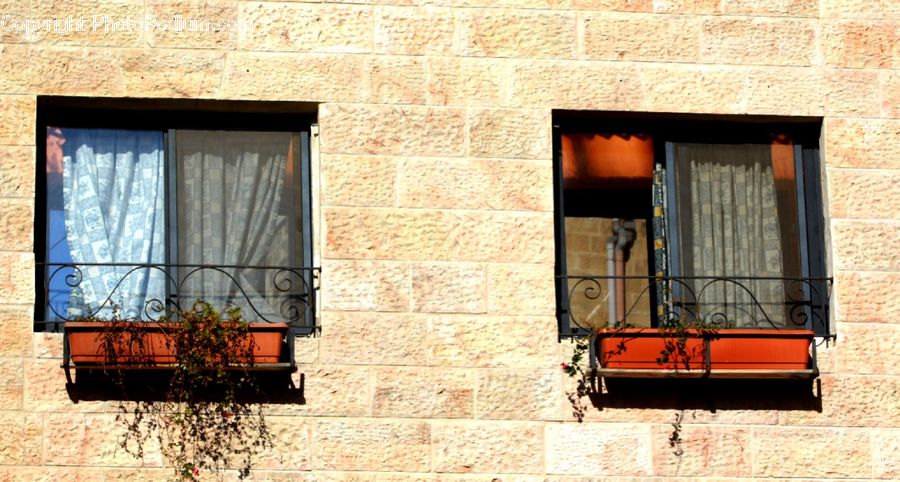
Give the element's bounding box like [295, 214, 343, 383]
[34, 98, 318, 336]
[553, 112, 829, 339]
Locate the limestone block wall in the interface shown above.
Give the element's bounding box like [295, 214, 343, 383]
[0, 0, 898, 479]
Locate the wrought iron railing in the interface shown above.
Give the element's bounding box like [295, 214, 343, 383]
[560, 275, 833, 336]
[38, 262, 319, 329]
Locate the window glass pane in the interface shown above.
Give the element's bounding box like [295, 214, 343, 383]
[672, 142, 801, 328]
[45, 128, 166, 320]
[175, 130, 303, 321]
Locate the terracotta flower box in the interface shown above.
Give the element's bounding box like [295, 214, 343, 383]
[596, 328, 814, 374]
[64, 321, 288, 366]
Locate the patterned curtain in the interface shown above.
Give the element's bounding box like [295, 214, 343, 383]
[62, 129, 167, 319]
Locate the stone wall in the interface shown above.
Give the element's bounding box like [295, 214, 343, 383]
[1, 0, 899, 479]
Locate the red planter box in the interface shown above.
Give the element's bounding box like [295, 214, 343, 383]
[65, 321, 288, 365]
[596, 328, 814, 371]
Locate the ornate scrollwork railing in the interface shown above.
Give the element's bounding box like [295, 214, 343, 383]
[561, 275, 833, 336]
[40, 262, 320, 327]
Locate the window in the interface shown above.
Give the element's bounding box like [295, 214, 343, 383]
[36, 99, 318, 335]
[554, 113, 830, 339]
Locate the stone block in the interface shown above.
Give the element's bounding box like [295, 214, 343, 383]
[545, 422, 652, 475]
[652, 0, 721, 13]
[476, 369, 564, 421]
[0, 252, 34, 304]
[572, 0, 653, 11]
[651, 424, 751, 477]
[375, 6, 455, 56]
[119, 49, 226, 98]
[782, 375, 900, 427]
[1, 0, 143, 47]
[0, 45, 32, 94]
[367, 56, 426, 105]
[832, 221, 900, 271]
[509, 60, 642, 110]
[398, 158, 552, 212]
[637, 64, 744, 114]
[253, 416, 310, 470]
[468, 108, 551, 159]
[33, 47, 124, 97]
[411, 262, 486, 314]
[0, 358, 23, 411]
[700, 18, 817, 67]
[321, 155, 397, 208]
[457, 10, 576, 59]
[427, 57, 511, 107]
[319, 104, 465, 157]
[324, 207, 553, 263]
[431, 421, 543, 474]
[0, 411, 41, 465]
[238, 3, 373, 53]
[884, 71, 900, 118]
[821, 20, 899, 69]
[42, 412, 161, 466]
[23, 358, 115, 413]
[427, 314, 558, 368]
[825, 118, 900, 169]
[146, 0, 239, 49]
[0, 95, 34, 145]
[311, 419, 430, 472]
[873, 428, 900, 479]
[751, 426, 871, 478]
[221, 53, 366, 103]
[722, 0, 818, 16]
[320, 311, 427, 366]
[269, 365, 371, 418]
[828, 168, 900, 220]
[836, 322, 900, 375]
[825, 69, 882, 117]
[487, 263, 555, 316]
[837, 271, 900, 322]
[582, 14, 700, 63]
[0, 304, 32, 357]
[0, 198, 33, 250]
[33, 331, 64, 359]
[321, 260, 410, 312]
[0, 146, 35, 197]
[822, 0, 900, 18]
[372, 367, 474, 418]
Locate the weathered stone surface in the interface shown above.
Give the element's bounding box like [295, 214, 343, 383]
[0, 95, 34, 145]
[829, 169, 900, 220]
[146, 0, 239, 49]
[509, 60, 642, 110]
[367, 56, 426, 105]
[322, 155, 397, 208]
[886, 71, 900, 118]
[782, 375, 900, 427]
[269, 365, 371, 417]
[119, 49, 225, 98]
[651, 424, 751, 477]
[572, 0, 653, 11]
[457, 10, 576, 59]
[0, 358, 23, 411]
[0, 304, 32, 356]
[700, 18, 817, 67]
[825, 118, 900, 169]
[375, 6, 455, 55]
[487, 263, 555, 316]
[42, 412, 161, 466]
[476, 369, 564, 421]
[0, 198, 32, 250]
[545, 423, 652, 475]
[221, 53, 366, 102]
[652, 0, 722, 13]
[432, 421, 543, 473]
[821, 20, 899, 69]
[873, 428, 900, 479]
[825, 69, 882, 117]
[822, 0, 900, 18]
[411, 262, 486, 314]
[254, 416, 310, 470]
[427, 314, 557, 368]
[321, 311, 427, 366]
[238, 3, 373, 53]
[311, 419, 430, 471]
[832, 221, 900, 271]
[582, 14, 700, 63]
[319, 104, 465, 157]
[33, 331, 63, 359]
[637, 64, 744, 114]
[373, 367, 474, 418]
[0, 0, 143, 47]
[751, 426, 871, 478]
[32, 47, 124, 96]
[738, 67, 824, 116]
[23, 358, 116, 413]
[0, 252, 34, 304]
[324, 207, 553, 263]
[468, 109, 551, 159]
[0, 411, 41, 465]
[427, 57, 511, 107]
[835, 322, 900, 375]
[0, 146, 34, 197]
[322, 260, 409, 312]
[398, 158, 552, 212]
[722, 0, 818, 16]
[837, 271, 900, 322]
